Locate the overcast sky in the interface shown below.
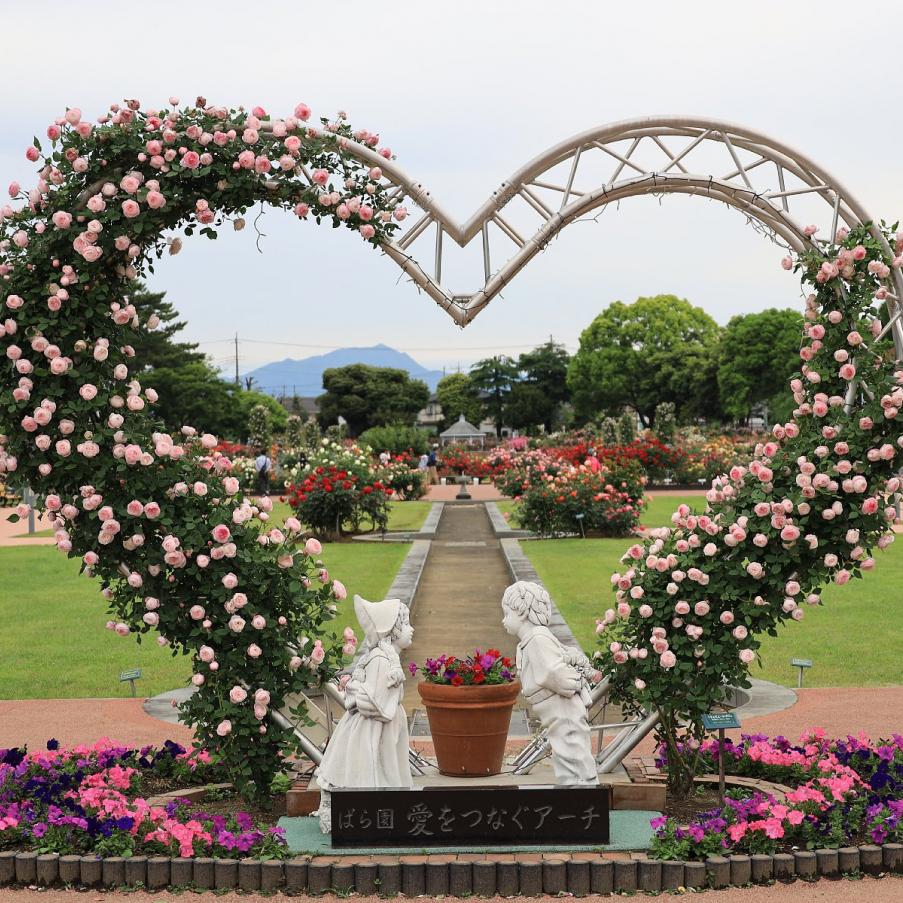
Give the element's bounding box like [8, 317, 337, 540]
[2, 0, 900, 380]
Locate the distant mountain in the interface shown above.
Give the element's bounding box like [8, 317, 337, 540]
[241, 344, 445, 396]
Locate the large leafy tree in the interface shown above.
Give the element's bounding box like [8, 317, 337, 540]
[469, 355, 520, 437]
[435, 372, 482, 428]
[148, 364, 286, 439]
[717, 308, 803, 424]
[128, 282, 207, 370]
[316, 364, 429, 436]
[567, 295, 721, 426]
[513, 340, 571, 431]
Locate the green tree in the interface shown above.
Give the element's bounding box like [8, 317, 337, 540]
[469, 355, 520, 437]
[516, 340, 571, 430]
[128, 282, 207, 370]
[435, 372, 482, 428]
[505, 382, 550, 433]
[146, 365, 287, 440]
[316, 364, 429, 436]
[717, 308, 803, 424]
[567, 295, 721, 426]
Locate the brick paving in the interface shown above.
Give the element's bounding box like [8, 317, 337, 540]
[0, 506, 54, 547]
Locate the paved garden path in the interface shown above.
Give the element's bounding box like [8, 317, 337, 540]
[402, 501, 516, 711]
[423, 482, 504, 501]
[0, 506, 54, 547]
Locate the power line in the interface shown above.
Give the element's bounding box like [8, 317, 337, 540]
[193, 337, 578, 353]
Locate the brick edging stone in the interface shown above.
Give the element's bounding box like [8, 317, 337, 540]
[1, 843, 900, 893]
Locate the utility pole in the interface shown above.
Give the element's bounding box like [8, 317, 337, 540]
[234, 333, 240, 387]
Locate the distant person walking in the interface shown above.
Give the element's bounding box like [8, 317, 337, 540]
[427, 445, 439, 485]
[255, 447, 272, 496]
[417, 452, 429, 473]
[585, 447, 601, 474]
[379, 450, 391, 466]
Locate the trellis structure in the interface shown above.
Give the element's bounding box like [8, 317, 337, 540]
[282, 116, 903, 361]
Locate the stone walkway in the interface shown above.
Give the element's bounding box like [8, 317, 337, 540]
[0, 506, 54, 547]
[402, 502, 516, 711]
[423, 483, 504, 501]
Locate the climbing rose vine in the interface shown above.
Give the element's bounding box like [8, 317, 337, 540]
[600, 221, 903, 797]
[0, 97, 405, 800]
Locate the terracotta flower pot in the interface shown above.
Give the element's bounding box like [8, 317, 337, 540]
[417, 680, 521, 776]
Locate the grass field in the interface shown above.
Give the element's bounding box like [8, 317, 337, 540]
[0, 541, 410, 700]
[523, 536, 903, 688]
[268, 499, 432, 534]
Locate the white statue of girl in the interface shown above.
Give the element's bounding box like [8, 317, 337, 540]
[314, 595, 414, 832]
[501, 580, 599, 786]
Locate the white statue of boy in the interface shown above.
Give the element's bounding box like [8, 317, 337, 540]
[314, 595, 415, 832]
[501, 580, 599, 786]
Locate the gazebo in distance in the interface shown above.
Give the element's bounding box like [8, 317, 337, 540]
[439, 414, 486, 447]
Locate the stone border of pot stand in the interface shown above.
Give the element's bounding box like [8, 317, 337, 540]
[485, 500, 535, 538]
[1, 844, 901, 894]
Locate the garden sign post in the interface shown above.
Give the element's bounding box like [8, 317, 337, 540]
[702, 712, 741, 806]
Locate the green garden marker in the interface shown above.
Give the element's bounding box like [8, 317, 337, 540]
[703, 712, 741, 805]
[119, 668, 142, 697]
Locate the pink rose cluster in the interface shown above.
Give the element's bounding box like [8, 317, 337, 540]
[0, 96, 409, 800]
[602, 224, 903, 738]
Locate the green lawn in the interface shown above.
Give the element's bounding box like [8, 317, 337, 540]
[639, 493, 707, 529]
[268, 499, 433, 534]
[523, 537, 903, 688]
[0, 542, 410, 700]
[496, 493, 706, 531]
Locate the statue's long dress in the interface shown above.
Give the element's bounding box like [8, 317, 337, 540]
[315, 648, 412, 791]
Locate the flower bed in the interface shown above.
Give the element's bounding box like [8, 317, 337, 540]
[0, 739, 287, 859]
[409, 649, 516, 685]
[650, 730, 903, 860]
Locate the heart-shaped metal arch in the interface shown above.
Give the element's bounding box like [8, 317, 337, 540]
[286, 115, 903, 352]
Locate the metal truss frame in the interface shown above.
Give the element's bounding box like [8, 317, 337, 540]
[276, 115, 902, 356]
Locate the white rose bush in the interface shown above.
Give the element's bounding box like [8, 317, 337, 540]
[0, 98, 403, 801]
[601, 222, 903, 797]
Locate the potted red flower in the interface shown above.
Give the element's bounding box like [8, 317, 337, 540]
[410, 650, 519, 776]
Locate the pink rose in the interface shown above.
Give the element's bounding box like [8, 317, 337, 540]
[739, 649, 755, 664]
[659, 651, 676, 669]
[121, 199, 140, 218]
[229, 686, 248, 704]
[212, 524, 231, 543]
[305, 538, 322, 556]
[222, 573, 238, 589]
[216, 720, 232, 737]
[310, 643, 326, 664]
[294, 103, 311, 120]
[190, 605, 206, 621]
[247, 644, 262, 659]
[146, 190, 166, 209]
[144, 500, 161, 518]
[182, 151, 201, 169]
[277, 554, 294, 569]
[312, 169, 329, 185]
[332, 579, 347, 600]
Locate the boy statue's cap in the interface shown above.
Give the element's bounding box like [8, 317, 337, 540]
[354, 594, 402, 644]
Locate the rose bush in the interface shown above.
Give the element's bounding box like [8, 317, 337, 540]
[598, 222, 903, 796]
[0, 97, 402, 801]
